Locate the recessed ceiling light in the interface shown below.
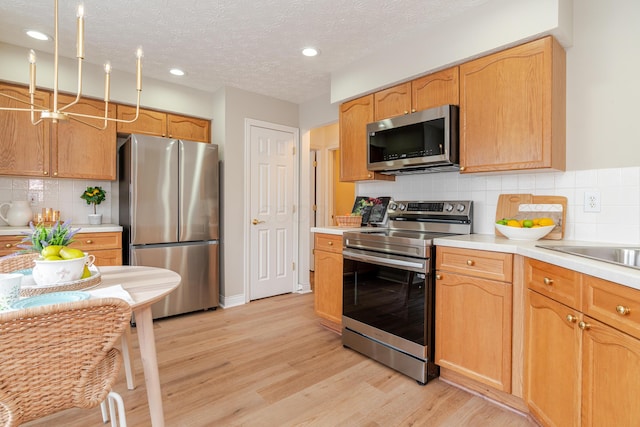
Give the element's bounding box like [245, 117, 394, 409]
[169, 68, 185, 76]
[302, 47, 319, 57]
[26, 30, 50, 41]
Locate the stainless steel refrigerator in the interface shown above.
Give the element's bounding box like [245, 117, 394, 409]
[119, 134, 219, 319]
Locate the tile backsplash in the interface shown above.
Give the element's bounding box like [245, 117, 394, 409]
[358, 166, 640, 245]
[0, 177, 115, 226]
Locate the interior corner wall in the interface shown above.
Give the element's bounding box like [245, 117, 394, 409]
[221, 86, 298, 303]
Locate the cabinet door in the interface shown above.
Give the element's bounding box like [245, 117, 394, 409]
[525, 290, 581, 427]
[0, 83, 51, 177]
[167, 114, 210, 142]
[435, 271, 512, 391]
[53, 95, 116, 180]
[582, 316, 640, 427]
[339, 95, 393, 182]
[373, 82, 412, 120]
[116, 105, 167, 137]
[460, 36, 566, 173]
[412, 67, 459, 112]
[314, 249, 343, 329]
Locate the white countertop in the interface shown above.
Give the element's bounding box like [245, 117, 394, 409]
[434, 234, 640, 291]
[0, 224, 123, 236]
[311, 227, 640, 291]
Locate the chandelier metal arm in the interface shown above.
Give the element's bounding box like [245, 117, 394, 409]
[0, 92, 48, 110]
[0, 0, 142, 128]
[58, 58, 84, 113]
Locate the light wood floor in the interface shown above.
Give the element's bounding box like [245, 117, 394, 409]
[26, 292, 537, 427]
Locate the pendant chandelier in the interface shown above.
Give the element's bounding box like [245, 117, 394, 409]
[0, 0, 142, 130]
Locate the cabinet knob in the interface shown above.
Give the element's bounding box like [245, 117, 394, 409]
[404, 110, 409, 115]
[459, 166, 465, 172]
[327, 241, 333, 246]
[616, 305, 631, 316]
[543, 277, 554, 286]
[85, 239, 93, 244]
[466, 259, 474, 266]
[4, 243, 12, 248]
[435, 274, 442, 280]
[367, 173, 372, 178]
[53, 172, 58, 176]
[578, 321, 591, 330]
[43, 171, 49, 175]
[566, 314, 577, 323]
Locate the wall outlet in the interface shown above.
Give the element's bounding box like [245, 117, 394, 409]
[28, 192, 39, 207]
[584, 191, 601, 212]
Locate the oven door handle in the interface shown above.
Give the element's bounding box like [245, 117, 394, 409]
[343, 249, 427, 271]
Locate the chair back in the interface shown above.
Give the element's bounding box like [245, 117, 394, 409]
[0, 298, 131, 426]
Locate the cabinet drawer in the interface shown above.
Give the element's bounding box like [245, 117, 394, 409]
[525, 259, 581, 310]
[314, 233, 343, 254]
[69, 232, 122, 251]
[436, 247, 513, 282]
[91, 249, 123, 267]
[0, 235, 24, 257]
[584, 275, 640, 340]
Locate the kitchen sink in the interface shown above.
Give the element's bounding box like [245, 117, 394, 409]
[536, 245, 640, 270]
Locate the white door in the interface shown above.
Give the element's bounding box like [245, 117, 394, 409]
[247, 120, 298, 300]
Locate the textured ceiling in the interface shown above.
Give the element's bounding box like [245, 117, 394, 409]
[0, 0, 489, 104]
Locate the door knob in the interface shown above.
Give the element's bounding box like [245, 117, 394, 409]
[252, 219, 265, 225]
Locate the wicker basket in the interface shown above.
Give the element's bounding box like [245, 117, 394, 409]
[336, 215, 362, 227]
[0, 252, 102, 297]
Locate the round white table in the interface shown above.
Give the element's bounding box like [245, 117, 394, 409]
[99, 265, 181, 427]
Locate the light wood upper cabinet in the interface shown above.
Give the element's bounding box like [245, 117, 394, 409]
[0, 83, 116, 180]
[373, 82, 412, 120]
[459, 36, 566, 173]
[53, 94, 116, 180]
[339, 94, 393, 182]
[435, 247, 513, 392]
[412, 66, 459, 112]
[116, 105, 211, 142]
[373, 67, 459, 121]
[0, 83, 51, 177]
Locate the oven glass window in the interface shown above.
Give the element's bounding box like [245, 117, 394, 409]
[343, 259, 429, 345]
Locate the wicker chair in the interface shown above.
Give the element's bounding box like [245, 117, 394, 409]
[0, 298, 131, 426]
[0, 253, 137, 391]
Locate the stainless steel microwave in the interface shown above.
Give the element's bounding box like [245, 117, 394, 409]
[367, 104, 459, 174]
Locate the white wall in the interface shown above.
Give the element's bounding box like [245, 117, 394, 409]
[219, 86, 298, 305]
[331, 0, 573, 104]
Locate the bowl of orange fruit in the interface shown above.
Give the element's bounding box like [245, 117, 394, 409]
[495, 217, 555, 241]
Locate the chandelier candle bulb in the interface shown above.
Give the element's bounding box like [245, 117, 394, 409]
[28, 49, 36, 94]
[76, 4, 84, 58]
[136, 47, 143, 91]
[104, 62, 111, 102]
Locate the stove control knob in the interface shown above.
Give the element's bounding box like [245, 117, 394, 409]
[444, 203, 454, 212]
[456, 204, 466, 212]
[388, 202, 398, 211]
[397, 203, 406, 211]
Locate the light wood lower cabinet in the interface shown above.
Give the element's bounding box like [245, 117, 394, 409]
[525, 258, 640, 427]
[0, 231, 122, 266]
[68, 232, 122, 266]
[313, 233, 343, 333]
[435, 247, 513, 392]
[0, 235, 26, 257]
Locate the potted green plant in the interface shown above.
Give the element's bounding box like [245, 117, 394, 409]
[80, 186, 107, 225]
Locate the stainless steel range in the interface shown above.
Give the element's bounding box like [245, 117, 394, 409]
[342, 200, 473, 384]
